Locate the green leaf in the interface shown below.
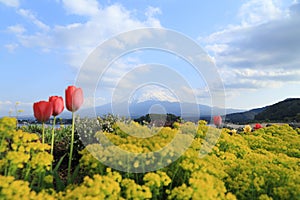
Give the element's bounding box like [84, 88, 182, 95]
[71, 165, 80, 183]
[53, 171, 65, 192]
[54, 154, 66, 172]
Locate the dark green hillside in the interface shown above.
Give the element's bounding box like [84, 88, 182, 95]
[225, 107, 266, 124]
[255, 98, 300, 122]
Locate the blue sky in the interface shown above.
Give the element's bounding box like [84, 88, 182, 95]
[0, 0, 300, 117]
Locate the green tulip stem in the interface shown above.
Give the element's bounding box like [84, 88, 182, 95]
[42, 122, 45, 145]
[50, 116, 56, 157]
[67, 112, 75, 184]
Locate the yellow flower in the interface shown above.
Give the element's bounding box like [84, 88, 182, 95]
[122, 179, 152, 199]
[133, 161, 139, 168]
[243, 125, 252, 133]
[0, 175, 56, 199]
[6, 151, 30, 166]
[30, 152, 53, 172]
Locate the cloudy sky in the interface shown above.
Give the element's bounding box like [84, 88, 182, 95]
[0, 0, 299, 117]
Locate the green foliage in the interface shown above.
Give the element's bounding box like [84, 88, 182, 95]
[21, 122, 83, 170]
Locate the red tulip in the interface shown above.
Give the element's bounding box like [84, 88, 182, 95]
[33, 101, 53, 123]
[49, 96, 64, 116]
[65, 86, 84, 112]
[254, 123, 263, 130]
[213, 116, 222, 127]
[65, 85, 84, 181]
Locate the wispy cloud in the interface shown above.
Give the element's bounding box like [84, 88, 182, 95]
[17, 9, 50, 31]
[8, 3, 161, 67]
[0, 0, 19, 8]
[4, 43, 18, 52]
[5, 2, 163, 107]
[7, 24, 26, 34]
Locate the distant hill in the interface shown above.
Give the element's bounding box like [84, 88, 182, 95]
[225, 98, 300, 123]
[225, 107, 266, 124]
[255, 98, 300, 122]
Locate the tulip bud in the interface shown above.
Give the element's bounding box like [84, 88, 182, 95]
[254, 123, 263, 130]
[65, 86, 84, 112]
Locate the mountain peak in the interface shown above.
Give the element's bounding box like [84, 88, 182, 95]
[129, 86, 179, 104]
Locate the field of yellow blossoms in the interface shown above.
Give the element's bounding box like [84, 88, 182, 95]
[0, 117, 299, 199]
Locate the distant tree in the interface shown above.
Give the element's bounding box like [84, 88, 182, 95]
[134, 113, 181, 128]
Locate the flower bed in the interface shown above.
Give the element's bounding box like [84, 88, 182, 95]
[1, 117, 300, 199]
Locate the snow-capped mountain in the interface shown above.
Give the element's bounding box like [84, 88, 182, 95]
[129, 86, 179, 104]
[77, 86, 244, 119]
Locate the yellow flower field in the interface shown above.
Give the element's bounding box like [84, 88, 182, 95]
[0, 117, 299, 199]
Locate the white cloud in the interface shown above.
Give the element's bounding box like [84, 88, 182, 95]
[180, 86, 210, 102]
[99, 58, 140, 89]
[145, 6, 162, 27]
[17, 9, 50, 31]
[202, 1, 300, 90]
[17, 33, 53, 51]
[221, 67, 300, 89]
[238, 0, 285, 25]
[62, 0, 100, 16]
[145, 6, 161, 18]
[7, 24, 26, 34]
[4, 43, 18, 52]
[0, 0, 19, 7]
[81, 96, 105, 108]
[4, 2, 164, 106]
[12, 3, 161, 66]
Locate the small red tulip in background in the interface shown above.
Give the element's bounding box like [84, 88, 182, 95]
[254, 123, 263, 130]
[213, 115, 222, 127]
[33, 101, 53, 123]
[65, 86, 83, 112]
[49, 96, 64, 116]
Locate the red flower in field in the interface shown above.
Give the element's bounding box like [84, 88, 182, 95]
[213, 116, 222, 127]
[49, 96, 64, 116]
[65, 86, 84, 112]
[33, 101, 53, 123]
[254, 123, 263, 130]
